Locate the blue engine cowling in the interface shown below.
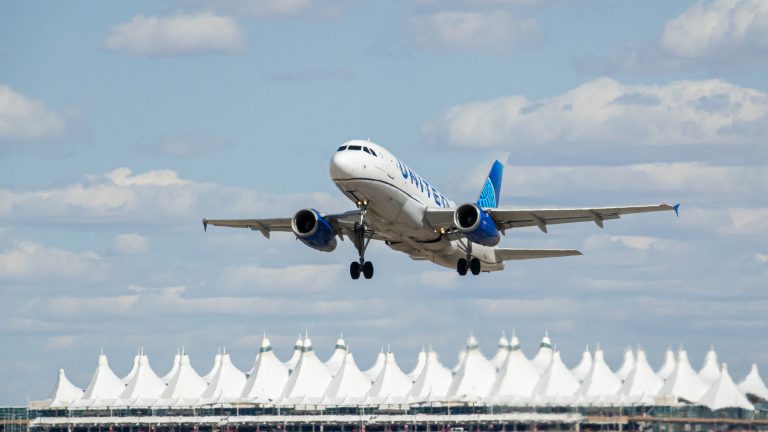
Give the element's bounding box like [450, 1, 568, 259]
[291, 209, 338, 252]
[454, 203, 501, 246]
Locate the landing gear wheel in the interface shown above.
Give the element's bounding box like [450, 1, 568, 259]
[470, 257, 481, 275]
[350, 261, 361, 280]
[362, 261, 374, 279]
[457, 258, 468, 276]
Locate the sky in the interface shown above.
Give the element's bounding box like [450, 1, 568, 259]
[0, 0, 767, 405]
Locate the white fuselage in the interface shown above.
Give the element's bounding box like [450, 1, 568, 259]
[329, 140, 503, 271]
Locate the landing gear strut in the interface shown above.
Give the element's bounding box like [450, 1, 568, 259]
[457, 240, 481, 276]
[350, 205, 375, 280]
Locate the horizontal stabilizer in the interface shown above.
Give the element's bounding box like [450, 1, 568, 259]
[495, 248, 582, 261]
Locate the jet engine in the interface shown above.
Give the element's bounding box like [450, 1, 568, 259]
[291, 209, 338, 252]
[454, 203, 501, 246]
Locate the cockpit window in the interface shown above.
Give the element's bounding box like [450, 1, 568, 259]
[348, 145, 362, 151]
[369, 148, 377, 156]
[337, 145, 347, 151]
[363, 147, 372, 155]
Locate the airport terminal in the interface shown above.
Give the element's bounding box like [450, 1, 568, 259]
[3, 333, 767, 432]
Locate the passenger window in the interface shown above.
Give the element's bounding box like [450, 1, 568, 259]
[348, 145, 362, 151]
[337, 145, 347, 151]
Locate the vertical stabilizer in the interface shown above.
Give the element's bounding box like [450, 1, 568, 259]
[476, 160, 504, 208]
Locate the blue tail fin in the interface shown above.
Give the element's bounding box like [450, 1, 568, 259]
[476, 160, 504, 208]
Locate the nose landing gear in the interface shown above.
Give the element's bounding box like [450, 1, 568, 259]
[349, 205, 375, 280]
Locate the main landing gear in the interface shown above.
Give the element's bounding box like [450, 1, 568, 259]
[350, 205, 375, 280]
[456, 241, 482, 276]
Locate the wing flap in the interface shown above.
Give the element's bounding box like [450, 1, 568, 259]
[495, 248, 582, 261]
[202, 218, 292, 238]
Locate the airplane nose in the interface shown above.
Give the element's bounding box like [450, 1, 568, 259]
[329, 149, 358, 180]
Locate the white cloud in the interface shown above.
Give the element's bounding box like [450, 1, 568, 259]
[755, 253, 768, 263]
[662, 0, 768, 58]
[105, 12, 245, 56]
[219, 264, 343, 291]
[411, 11, 541, 53]
[112, 233, 150, 255]
[0, 241, 107, 282]
[0, 85, 67, 142]
[183, 0, 314, 18]
[423, 77, 768, 149]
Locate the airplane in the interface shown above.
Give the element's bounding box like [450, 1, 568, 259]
[203, 139, 679, 280]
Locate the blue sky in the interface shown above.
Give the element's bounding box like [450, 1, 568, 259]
[1, 0, 767, 404]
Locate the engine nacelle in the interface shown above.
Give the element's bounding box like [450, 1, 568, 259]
[454, 203, 501, 247]
[291, 209, 338, 252]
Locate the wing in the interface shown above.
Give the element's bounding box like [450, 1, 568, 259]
[425, 203, 678, 234]
[495, 248, 582, 261]
[203, 210, 367, 240]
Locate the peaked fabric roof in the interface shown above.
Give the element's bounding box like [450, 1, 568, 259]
[48, 369, 84, 407]
[698, 364, 753, 411]
[488, 334, 539, 403]
[571, 346, 592, 382]
[119, 353, 165, 400]
[364, 349, 386, 380]
[446, 335, 496, 401]
[161, 352, 181, 384]
[531, 333, 554, 374]
[203, 352, 222, 384]
[407, 348, 427, 381]
[452, 350, 466, 374]
[201, 352, 246, 400]
[619, 349, 663, 403]
[282, 336, 333, 399]
[738, 363, 768, 400]
[575, 348, 622, 405]
[617, 349, 635, 381]
[491, 334, 510, 369]
[657, 348, 676, 381]
[367, 351, 412, 400]
[82, 353, 125, 401]
[657, 349, 708, 403]
[698, 347, 720, 386]
[532, 350, 580, 404]
[241, 337, 288, 401]
[324, 351, 371, 400]
[160, 353, 207, 400]
[121, 352, 140, 384]
[409, 350, 452, 401]
[285, 337, 303, 372]
[324, 336, 347, 375]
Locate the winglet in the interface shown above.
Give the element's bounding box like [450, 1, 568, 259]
[203, 218, 208, 231]
[673, 203, 680, 217]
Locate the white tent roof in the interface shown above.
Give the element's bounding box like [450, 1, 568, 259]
[81, 353, 125, 401]
[119, 352, 166, 400]
[452, 350, 466, 374]
[407, 348, 427, 381]
[48, 369, 84, 407]
[121, 352, 140, 384]
[571, 346, 592, 382]
[446, 335, 496, 401]
[657, 348, 708, 403]
[491, 334, 510, 369]
[698, 363, 753, 411]
[657, 348, 676, 381]
[698, 347, 720, 386]
[160, 352, 207, 400]
[324, 351, 371, 400]
[161, 352, 181, 384]
[203, 351, 222, 384]
[617, 348, 635, 381]
[619, 348, 663, 404]
[738, 363, 768, 400]
[285, 337, 303, 372]
[532, 350, 579, 404]
[364, 349, 386, 380]
[409, 350, 452, 401]
[531, 332, 554, 374]
[201, 351, 246, 400]
[488, 334, 539, 403]
[367, 351, 412, 400]
[282, 336, 333, 399]
[574, 348, 621, 405]
[241, 336, 289, 402]
[324, 336, 347, 375]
